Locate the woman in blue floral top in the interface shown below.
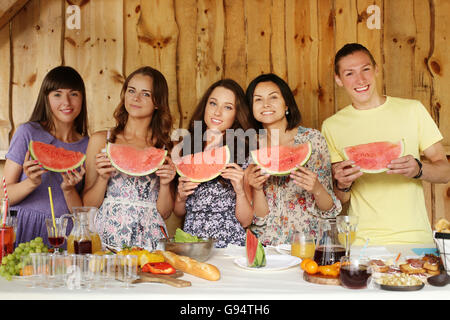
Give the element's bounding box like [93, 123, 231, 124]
[173, 79, 255, 248]
[245, 73, 342, 246]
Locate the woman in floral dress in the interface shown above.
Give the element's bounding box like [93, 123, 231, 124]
[245, 73, 342, 246]
[173, 79, 255, 248]
[83, 66, 176, 250]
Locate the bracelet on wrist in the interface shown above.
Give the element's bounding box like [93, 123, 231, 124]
[412, 158, 423, 179]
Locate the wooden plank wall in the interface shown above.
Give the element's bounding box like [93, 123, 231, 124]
[0, 0, 448, 235]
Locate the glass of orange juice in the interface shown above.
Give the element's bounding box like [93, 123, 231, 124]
[291, 231, 315, 259]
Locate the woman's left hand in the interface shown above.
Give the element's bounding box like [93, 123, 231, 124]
[156, 156, 177, 186]
[290, 165, 321, 195]
[221, 163, 245, 195]
[60, 165, 86, 191]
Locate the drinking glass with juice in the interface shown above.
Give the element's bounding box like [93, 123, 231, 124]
[0, 226, 14, 263]
[291, 231, 315, 259]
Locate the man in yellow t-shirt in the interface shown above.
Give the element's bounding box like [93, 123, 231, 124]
[321, 43, 450, 245]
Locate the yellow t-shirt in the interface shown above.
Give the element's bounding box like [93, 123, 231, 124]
[321, 96, 442, 245]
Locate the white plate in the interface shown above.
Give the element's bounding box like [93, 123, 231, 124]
[233, 255, 301, 271]
[274, 244, 291, 255]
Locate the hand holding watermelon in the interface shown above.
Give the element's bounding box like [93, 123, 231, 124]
[60, 165, 86, 191]
[95, 151, 116, 181]
[290, 165, 321, 194]
[22, 151, 46, 187]
[332, 160, 363, 190]
[155, 156, 177, 186]
[220, 163, 245, 195]
[177, 176, 200, 201]
[386, 155, 421, 178]
[246, 164, 270, 191]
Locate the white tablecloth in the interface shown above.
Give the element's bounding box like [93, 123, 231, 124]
[0, 244, 448, 300]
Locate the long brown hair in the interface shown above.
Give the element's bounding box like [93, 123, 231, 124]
[110, 66, 173, 150]
[185, 79, 255, 162]
[28, 66, 88, 136]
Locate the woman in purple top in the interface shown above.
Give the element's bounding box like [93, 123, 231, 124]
[4, 66, 89, 247]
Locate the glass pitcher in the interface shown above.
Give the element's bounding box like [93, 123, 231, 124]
[313, 218, 346, 266]
[63, 207, 102, 254]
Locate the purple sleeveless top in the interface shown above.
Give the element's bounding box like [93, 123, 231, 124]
[5, 122, 89, 247]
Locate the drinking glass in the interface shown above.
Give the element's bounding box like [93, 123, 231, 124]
[86, 254, 105, 289]
[0, 225, 14, 264]
[45, 217, 68, 252]
[291, 231, 315, 259]
[103, 254, 117, 288]
[339, 256, 371, 289]
[122, 255, 138, 288]
[30, 253, 45, 287]
[21, 254, 37, 288]
[336, 216, 359, 256]
[48, 253, 66, 288]
[40, 254, 51, 288]
[0, 199, 14, 263]
[64, 254, 83, 290]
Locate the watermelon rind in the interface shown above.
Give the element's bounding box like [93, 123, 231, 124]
[246, 229, 266, 268]
[343, 139, 405, 174]
[29, 141, 86, 173]
[251, 142, 312, 176]
[106, 143, 167, 177]
[175, 145, 231, 183]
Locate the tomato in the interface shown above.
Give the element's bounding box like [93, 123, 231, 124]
[142, 262, 176, 275]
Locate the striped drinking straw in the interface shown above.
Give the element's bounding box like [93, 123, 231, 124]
[2, 176, 8, 227]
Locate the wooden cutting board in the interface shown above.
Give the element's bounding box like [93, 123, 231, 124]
[134, 270, 191, 288]
[303, 272, 341, 286]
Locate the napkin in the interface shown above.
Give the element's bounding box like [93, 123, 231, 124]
[222, 244, 246, 257]
[411, 247, 438, 256]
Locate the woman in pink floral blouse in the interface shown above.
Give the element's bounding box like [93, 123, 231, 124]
[245, 73, 342, 246]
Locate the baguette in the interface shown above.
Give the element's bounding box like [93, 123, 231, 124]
[157, 250, 220, 281]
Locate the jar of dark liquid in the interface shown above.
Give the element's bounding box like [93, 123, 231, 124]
[313, 218, 346, 266]
[339, 256, 371, 289]
[63, 208, 93, 254]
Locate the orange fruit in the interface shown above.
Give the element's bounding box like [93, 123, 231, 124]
[305, 260, 318, 274]
[300, 258, 313, 270]
[318, 265, 339, 277]
[332, 262, 341, 269]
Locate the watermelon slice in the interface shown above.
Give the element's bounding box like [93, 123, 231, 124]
[250, 142, 312, 175]
[174, 145, 230, 183]
[246, 229, 266, 268]
[106, 143, 167, 176]
[343, 140, 405, 173]
[28, 141, 86, 172]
